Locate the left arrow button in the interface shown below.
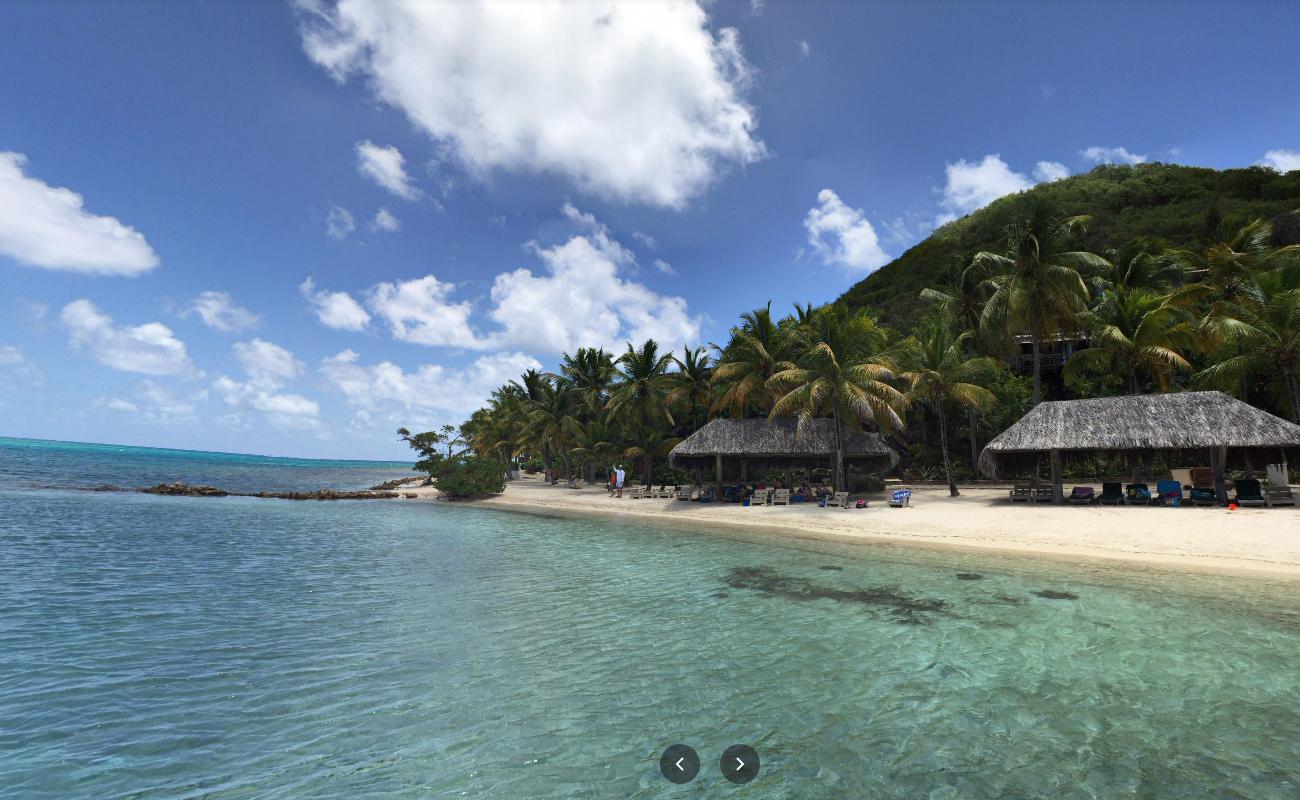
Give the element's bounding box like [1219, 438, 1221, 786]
[659, 744, 700, 784]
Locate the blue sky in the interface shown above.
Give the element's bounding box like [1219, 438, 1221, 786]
[1, 0, 1298, 459]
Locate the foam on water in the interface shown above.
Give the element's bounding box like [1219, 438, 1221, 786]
[2, 441, 1299, 798]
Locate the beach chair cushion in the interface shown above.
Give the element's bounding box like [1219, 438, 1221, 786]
[1099, 482, 1123, 504]
[1068, 486, 1095, 504]
[1156, 479, 1183, 504]
[1233, 479, 1266, 506]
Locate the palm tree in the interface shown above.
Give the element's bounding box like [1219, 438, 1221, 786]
[711, 303, 794, 417]
[522, 375, 581, 484]
[560, 347, 616, 416]
[973, 212, 1109, 405]
[1064, 287, 1197, 395]
[608, 340, 676, 428]
[920, 256, 991, 468]
[768, 306, 907, 490]
[668, 346, 714, 430]
[898, 318, 999, 496]
[623, 429, 681, 486]
[1194, 272, 1300, 421]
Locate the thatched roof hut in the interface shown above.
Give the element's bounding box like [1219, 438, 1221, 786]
[979, 391, 1300, 502]
[669, 417, 897, 473]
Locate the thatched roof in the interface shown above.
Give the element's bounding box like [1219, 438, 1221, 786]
[979, 391, 1300, 476]
[669, 417, 898, 468]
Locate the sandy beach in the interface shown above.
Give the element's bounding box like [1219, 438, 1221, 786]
[398, 474, 1300, 580]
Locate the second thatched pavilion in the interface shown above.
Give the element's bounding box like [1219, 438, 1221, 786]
[979, 390, 1300, 504]
[668, 417, 897, 489]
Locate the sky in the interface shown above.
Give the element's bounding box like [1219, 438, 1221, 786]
[1, 0, 1298, 460]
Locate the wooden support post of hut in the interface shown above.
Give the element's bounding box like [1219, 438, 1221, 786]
[1049, 448, 1063, 505]
[978, 392, 1300, 503]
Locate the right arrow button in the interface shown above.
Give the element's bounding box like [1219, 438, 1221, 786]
[720, 744, 759, 785]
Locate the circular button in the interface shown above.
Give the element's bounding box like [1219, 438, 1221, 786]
[720, 744, 759, 784]
[659, 744, 700, 784]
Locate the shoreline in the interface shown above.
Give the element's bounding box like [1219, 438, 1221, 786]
[403, 475, 1300, 582]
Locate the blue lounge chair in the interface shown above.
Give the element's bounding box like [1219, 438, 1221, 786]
[889, 489, 912, 508]
[1125, 483, 1152, 505]
[1156, 479, 1184, 506]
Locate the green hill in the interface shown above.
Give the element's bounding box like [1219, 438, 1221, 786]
[836, 163, 1300, 330]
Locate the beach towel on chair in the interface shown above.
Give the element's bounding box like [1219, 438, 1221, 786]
[890, 489, 911, 507]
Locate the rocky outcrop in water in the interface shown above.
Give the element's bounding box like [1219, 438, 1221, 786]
[368, 477, 426, 491]
[131, 482, 398, 501]
[140, 482, 229, 497]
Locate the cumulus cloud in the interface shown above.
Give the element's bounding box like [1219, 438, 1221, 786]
[326, 205, 355, 239]
[100, 381, 205, 422]
[185, 290, 259, 333]
[321, 348, 541, 422]
[653, 259, 677, 276]
[356, 140, 421, 200]
[487, 228, 701, 354]
[1033, 160, 1070, 182]
[804, 189, 891, 275]
[367, 275, 482, 348]
[215, 338, 320, 428]
[233, 338, 304, 384]
[0, 152, 158, 275]
[797, 40, 811, 59]
[371, 207, 401, 232]
[60, 300, 195, 376]
[300, 277, 371, 331]
[1260, 149, 1300, 173]
[631, 231, 658, 249]
[0, 345, 45, 390]
[935, 154, 1032, 225]
[297, 0, 765, 208]
[1080, 146, 1146, 165]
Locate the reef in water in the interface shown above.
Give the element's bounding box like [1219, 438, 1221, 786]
[722, 566, 951, 625]
[954, 573, 984, 581]
[1033, 589, 1079, 600]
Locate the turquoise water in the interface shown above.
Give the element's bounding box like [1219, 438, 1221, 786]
[2, 440, 1300, 798]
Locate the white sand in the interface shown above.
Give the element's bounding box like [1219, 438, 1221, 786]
[395, 475, 1300, 580]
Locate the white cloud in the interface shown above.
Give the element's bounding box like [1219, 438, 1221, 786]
[215, 339, 320, 429]
[371, 207, 401, 232]
[935, 154, 1033, 224]
[488, 228, 701, 354]
[321, 348, 541, 420]
[748, 0, 765, 15]
[0, 345, 45, 390]
[1033, 160, 1070, 182]
[0, 152, 158, 275]
[1260, 149, 1300, 173]
[185, 290, 259, 333]
[326, 205, 355, 239]
[355, 140, 421, 200]
[101, 381, 205, 422]
[60, 300, 195, 376]
[631, 231, 657, 249]
[367, 275, 482, 348]
[797, 40, 811, 59]
[804, 189, 891, 275]
[653, 258, 677, 276]
[300, 277, 371, 331]
[233, 338, 304, 384]
[1080, 146, 1146, 165]
[298, 0, 765, 208]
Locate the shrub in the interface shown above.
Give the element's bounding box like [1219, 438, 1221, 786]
[435, 457, 506, 499]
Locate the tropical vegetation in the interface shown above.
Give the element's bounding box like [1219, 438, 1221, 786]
[399, 163, 1300, 493]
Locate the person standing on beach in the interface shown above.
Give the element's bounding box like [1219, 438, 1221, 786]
[607, 467, 616, 497]
[615, 466, 625, 498]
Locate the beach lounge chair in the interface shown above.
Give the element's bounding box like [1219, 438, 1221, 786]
[1009, 484, 1032, 502]
[675, 486, 694, 501]
[1125, 483, 1152, 505]
[1264, 484, 1296, 508]
[889, 489, 912, 508]
[1098, 482, 1124, 505]
[771, 489, 790, 506]
[1232, 479, 1266, 508]
[721, 485, 742, 503]
[1032, 486, 1053, 502]
[751, 488, 771, 506]
[1156, 479, 1185, 506]
[627, 486, 644, 499]
[1068, 486, 1095, 505]
[826, 491, 849, 509]
[698, 487, 717, 503]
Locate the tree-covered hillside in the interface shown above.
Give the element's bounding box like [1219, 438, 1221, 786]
[838, 163, 1300, 329]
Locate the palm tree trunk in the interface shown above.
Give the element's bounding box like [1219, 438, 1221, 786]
[1285, 366, 1300, 423]
[831, 401, 844, 491]
[1031, 333, 1042, 406]
[967, 407, 979, 472]
[939, 403, 958, 497]
[644, 455, 654, 486]
[542, 444, 554, 484]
